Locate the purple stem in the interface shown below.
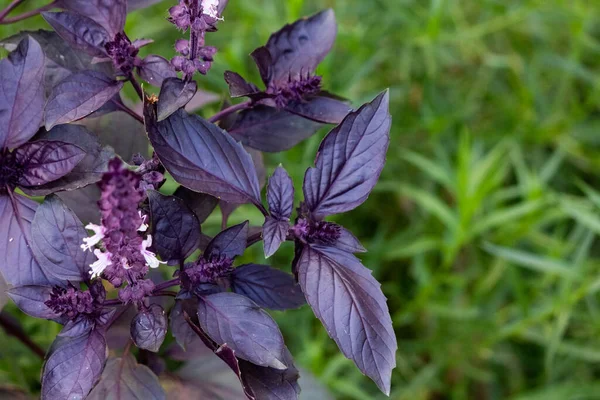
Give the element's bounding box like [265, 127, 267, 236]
[0, 311, 45, 359]
[154, 277, 180, 291]
[0, 0, 24, 21]
[128, 73, 144, 101]
[208, 100, 251, 123]
[112, 99, 144, 124]
[0, 1, 57, 24]
[246, 230, 262, 248]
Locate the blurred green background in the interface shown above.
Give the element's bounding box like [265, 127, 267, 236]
[3, 0, 600, 399]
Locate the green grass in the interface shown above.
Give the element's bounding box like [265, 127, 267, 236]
[3, 0, 600, 399]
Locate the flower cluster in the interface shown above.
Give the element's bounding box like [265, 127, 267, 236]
[183, 254, 233, 287]
[268, 75, 323, 109]
[82, 159, 165, 290]
[292, 218, 342, 245]
[104, 32, 140, 74]
[44, 280, 106, 321]
[168, 0, 222, 77]
[131, 153, 166, 196]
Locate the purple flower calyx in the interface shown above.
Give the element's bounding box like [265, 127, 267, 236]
[132, 153, 165, 195]
[183, 254, 234, 287]
[0, 149, 23, 194]
[81, 159, 165, 288]
[105, 32, 139, 74]
[118, 279, 155, 305]
[45, 283, 99, 320]
[267, 75, 322, 108]
[292, 218, 341, 245]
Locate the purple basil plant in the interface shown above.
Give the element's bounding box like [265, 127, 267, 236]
[0, 0, 396, 398]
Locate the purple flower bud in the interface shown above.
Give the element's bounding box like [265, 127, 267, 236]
[292, 218, 341, 245]
[182, 59, 197, 75]
[171, 55, 186, 71]
[174, 39, 190, 56]
[268, 75, 323, 108]
[104, 32, 139, 74]
[183, 254, 233, 288]
[45, 284, 95, 320]
[197, 45, 217, 61]
[191, 16, 210, 32]
[194, 59, 211, 75]
[168, 4, 191, 30]
[118, 279, 155, 305]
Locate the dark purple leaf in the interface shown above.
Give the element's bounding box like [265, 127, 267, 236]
[57, 184, 102, 224]
[137, 55, 176, 87]
[60, 0, 127, 37]
[157, 78, 197, 121]
[169, 299, 199, 351]
[0, 194, 58, 286]
[205, 221, 248, 259]
[6, 286, 60, 320]
[197, 292, 286, 369]
[130, 304, 167, 352]
[262, 217, 289, 258]
[87, 355, 166, 400]
[14, 141, 85, 188]
[332, 227, 366, 253]
[168, 343, 247, 399]
[41, 329, 108, 400]
[239, 347, 300, 400]
[229, 105, 323, 152]
[303, 90, 391, 219]
[267, 165, 294, 220]
[148, 190, 200, 264]
[31, 195, 95, 282]
[23, 124, 114, 196]
[42, 11, 110, 57]
[297, 245, 397, 395]
[263, 9, 336, 86]
[224, 71, 260, 98]
[250, 46, 271, 87]
[45, 70, 124, 129]
[0, 37, 45, 150]
[173, 186, 218, 224]
[82, 109, 149, 161]
[286, 95, 351, 124]
[231, 264, 304, 310]
[144, 104, 262, 207]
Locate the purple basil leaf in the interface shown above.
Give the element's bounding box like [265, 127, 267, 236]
[170, 342, 247, 399]
[224, 71, 260, 98]
[87, 354, 166, 400]
[45, 70, 124, 129]
[0, 36, 45, 150]
[23, 124, 114, 196]
[267, 165, 294, 220]
[262, 217, 289, 258]
[137, 55, 176, 87]
[148, 190, 200, 264]
[59, 314, 95, 337]
[157, 77, 197, 121]
[250, 46, 272, 87]
[82, 108, 149, 161]
[0, 194, 58, 286]
[239, 346, 300, 400]
[264, 9, 336, 86]
[332, 226, 366, 253]
[60, 0, 127, 37]
[144, 104, 262, 207]
[6, 286, 60, 320]
[30, 195, 95, 282]
[41, 329, 108, 400]
[14, 140, 85, 188]
[42, 11, 110, 57]
[56, 182, 102, 224]
[170, 299, 198, 351]
[303, 90, 391, 219]
[173, 186, 218, 224]
[231, 264, 305, 311]
[205, 221, 249, 259]
[297, 245, 397, 395]
[286, 95, 351, 124]
[130, 304, 167, 352]
[229, 105, 323, 152]
[197, 292, 286, 369]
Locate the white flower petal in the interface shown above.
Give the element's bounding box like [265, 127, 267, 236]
[81, 223, 105, 251]
[138, 211, 148, 232]
[90, 249, 112, 278]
